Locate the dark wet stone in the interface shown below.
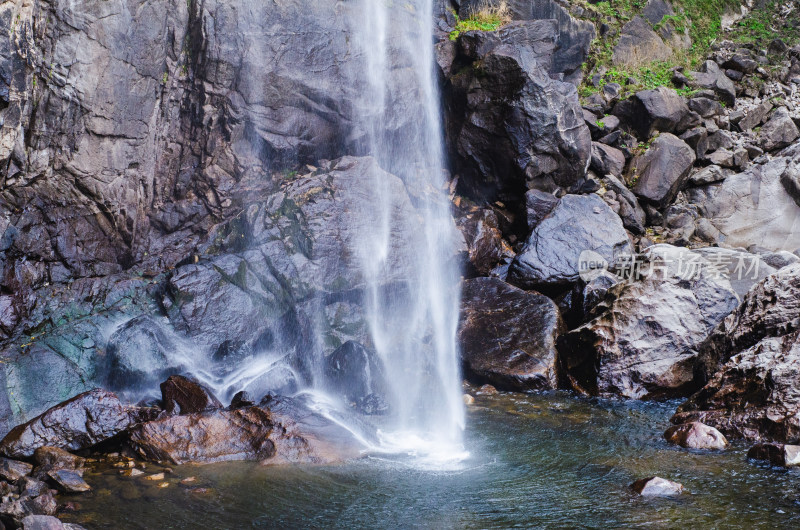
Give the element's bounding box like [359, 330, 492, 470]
[46, 470, 90, 493]
[160, 375, 223, 415]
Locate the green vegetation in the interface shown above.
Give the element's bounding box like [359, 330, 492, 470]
[449, 1, 512, 41]
[575, 0, 800, 102]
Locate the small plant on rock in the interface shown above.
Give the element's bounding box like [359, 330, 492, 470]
[449, 1, 512, 41]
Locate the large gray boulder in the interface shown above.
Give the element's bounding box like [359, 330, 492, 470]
[689, 60, 737, 106]
[612, 16, 672, 67]
[445, 21, 591, 199]
[458, 278, 564, 391]
[686, 154, 800, 251]
[631, 133, 697, 207]
[558, 245, 739, 399]
[759, 107, 800, 152]
[612, 87, 690, 140]
[508, 194, 632, 288]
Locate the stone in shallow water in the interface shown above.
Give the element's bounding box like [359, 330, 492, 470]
[47, 470, 91, 493]
[630, 476, 683, 496]
[33, 447, 85, 472]
[748, 443, 800, 467]
[664, 422, 728, 450]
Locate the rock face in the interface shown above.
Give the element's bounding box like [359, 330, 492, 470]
[458, 278, 564, 391]
[160, 375, 223, 415]
[630, 133, 697, 207]
[759, 107, 800, 152]
[324, 342, 385, 406]
[664, 422, 728, 450]
[0, 390, 135, 459]
[444, 22, 591, 200]
[509, 194, 632, 288]
[558, 245, 739, 399]
[127, 397, 362, 465]
[687, 153, 800, 251]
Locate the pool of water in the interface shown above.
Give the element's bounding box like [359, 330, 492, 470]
[64, 392, 800, 528]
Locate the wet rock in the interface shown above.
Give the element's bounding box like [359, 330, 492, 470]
[354, 394, 389, 416]
[759, 107, 800, 152]
[664, 422, 728, 450]
[612, 87, 690, 140]
[525, 190, 560, 230]
[324, 342, 385, 405]
[455, 208, 515, 276]
[590, 143, 626, 177]
[693, 248, 775, 297]
[0, 389, 135, 459]
[446, 22, 591, 198]
[747, 443, 800, 467]
[0, 458, 32, 482]
[602, 175, 647, 235]
[20, 515, 70, 530]
[612, 17, 672, 68]
[127, 397, 361, 465]
[509, 194, 632, 288]
[558, 245, 739, 399]
[0, 492, 58, 526]
[161, 376, 223, 415]
[18, 477, 49, 498]
[689, 60, 736, 106]
[105, 316, 186, 392]
[630, 133, 696, 207]
[46, 470, 90, 494]
[631, 477, 683, 496]
[33, 448, 84, 473]
[458, 278, 564, 391]
[230, 391, 256, 409]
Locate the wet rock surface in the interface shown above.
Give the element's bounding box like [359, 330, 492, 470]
[160, 376, 223, 415]
[458, 278, 564, 391]
[630, 476, 684, 496]
[664, 422, 728, 450]
[0, 390, 136, 459]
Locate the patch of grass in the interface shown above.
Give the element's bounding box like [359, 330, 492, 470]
[449, 1, 512, 41]
[729, 0, 800, 47]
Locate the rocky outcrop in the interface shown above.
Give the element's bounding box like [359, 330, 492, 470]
[613, 17, 673, 67]
[558, 245, 739, 399]
[127, 396, 362, 465]
[0, 390, 137, 459]
[509, 194, 632, 288]
[324, 341, 386, 410]
[444, 22, 591, 200]
[747, 443, 800, 467]
[160, 375, 223, 415]
[630, 133, 697, 207]
[458, 277, 564, 391]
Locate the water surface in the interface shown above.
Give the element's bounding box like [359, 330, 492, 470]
[66, 392, 800, 528]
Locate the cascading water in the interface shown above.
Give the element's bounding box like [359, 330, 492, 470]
[107, 0, 465, 465]
[344, 0, 466, 459]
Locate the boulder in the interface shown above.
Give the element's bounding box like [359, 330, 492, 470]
[558, 245, 739, 399]
[612, 87, 690, 140]
[693, 247, 776, 297]
[458, 278, 564, 391]
[602, 175, 647, 234]
[0, 389, 135, 459]
[689, 60, 736, 106]
[160, 376, 223, 415]
[630, 477, 683, 496]
[612, 17, 672, 67]
[664, 422, 728, 450]
[46, 470, 90, 493]
[673, 330, 800, 443]
[509, 194, 632, 288]
[446, 22, 591, 199]
[20, 516, 73, 530]
[686, 155, 800, 251]
[0, 458, 32, 482]
[32, 447, 84, 472]
[455, 207, 515, 276]
[591, 143, 626, 177]
[759, 107, 800, 152]
[631, 133, 696, 207]
[737, 101, 772, 131]
[747, 443, 800, 467]
[127, 397, 362, 465]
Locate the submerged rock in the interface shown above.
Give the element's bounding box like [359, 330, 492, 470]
[458, 278, 564, 391]
[664, 422, 728, 450]
[0, 390, 136, 459]
[630, 476, 684, 496]
[160, 376, 223, 415]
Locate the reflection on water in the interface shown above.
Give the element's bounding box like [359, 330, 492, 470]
[65, 392, 800, 529]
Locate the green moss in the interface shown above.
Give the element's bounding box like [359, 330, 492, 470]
[449, 4, 511, 40]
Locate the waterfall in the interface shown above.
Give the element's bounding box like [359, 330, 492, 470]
[345, 0, 466, 458]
